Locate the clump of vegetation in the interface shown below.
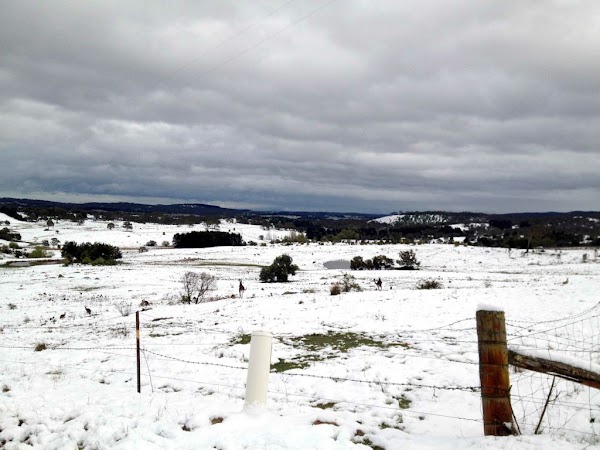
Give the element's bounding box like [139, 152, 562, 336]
[173, 231, 244, 248]
[0, 227, 21, 241]
[180, 271, 216, 303]
[330, 283, 342, 295]
[339, 273, 363, 292]
[34, 342, 47, 352]
[259, 254, 299, 282]
[398, 250, 420, 270]
[416, 278, 442, 290]
[351, 255, 395, 270]
[28, 246, 50, 258]
[61, 241, 121, 265]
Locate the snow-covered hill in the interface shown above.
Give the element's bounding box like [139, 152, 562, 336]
[0, 218, 599, 449]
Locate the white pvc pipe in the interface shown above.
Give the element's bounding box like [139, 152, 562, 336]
[245, 331, 273, 407]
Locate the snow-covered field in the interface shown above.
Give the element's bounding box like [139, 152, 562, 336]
[1, 215, 599, 449]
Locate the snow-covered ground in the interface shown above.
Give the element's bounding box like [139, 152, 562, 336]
[1, 216, 599, 449]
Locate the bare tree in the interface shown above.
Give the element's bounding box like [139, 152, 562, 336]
[181, 271, 216, 304]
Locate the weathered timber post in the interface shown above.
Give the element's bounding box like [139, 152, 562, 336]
[476, 309, 514, 436]
[136, 310, 141, 394]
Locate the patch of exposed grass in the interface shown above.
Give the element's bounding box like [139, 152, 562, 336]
[230, 331, 409, 372]
[314, 402, 336, 410]
[271, 332, 409, 372]
[271, 353, 334, 373]
[395, 394, 412, 409]
[230, 333, 252, 345]
[288, 331, 409, 353]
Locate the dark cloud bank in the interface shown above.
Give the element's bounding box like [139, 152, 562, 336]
[1, 1, 599, 213]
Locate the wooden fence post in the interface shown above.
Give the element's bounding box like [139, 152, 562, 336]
[476, 309, 514, 436]
[136, 310, 141, 394]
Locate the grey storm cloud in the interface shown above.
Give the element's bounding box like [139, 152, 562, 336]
[1, 0, 599, 213]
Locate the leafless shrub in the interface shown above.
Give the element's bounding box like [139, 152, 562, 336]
[115, 301, 132, 317]
[181, 271, 217, 304]
[330, 283, 342, 295]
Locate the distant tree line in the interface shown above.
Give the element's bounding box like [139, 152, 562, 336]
[172, 231, 244, 248]
[3, 200, 600, 248]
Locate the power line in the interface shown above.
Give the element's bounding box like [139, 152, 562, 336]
[163, 0, 299, 81]
[188, 0, 339, 82]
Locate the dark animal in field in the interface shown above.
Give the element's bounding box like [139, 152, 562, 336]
[59, 313, 66, 319]
[85, 306, 92, 315]
[239, 280, 246, 298]
[374, 278, 383, 291]
[140, 300, 150, 308]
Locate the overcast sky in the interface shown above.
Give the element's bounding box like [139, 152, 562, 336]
[1, 1, 599, 213]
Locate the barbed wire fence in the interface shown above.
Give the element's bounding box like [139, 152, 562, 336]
[505, 302, 600, 442]
[1, 304, 599, 442]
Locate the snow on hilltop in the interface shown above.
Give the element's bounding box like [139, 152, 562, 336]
[372, 213, 451, 225]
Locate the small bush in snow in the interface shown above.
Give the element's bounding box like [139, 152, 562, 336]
[115, 301, 132, 317]
[28, 246, 49, 258]
[330, 283, 342, 295]
[340, 273, 362, 292]
[416, 279, 442, 290]
[34, 342, 47, 352]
